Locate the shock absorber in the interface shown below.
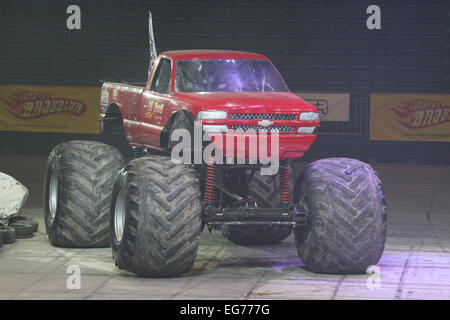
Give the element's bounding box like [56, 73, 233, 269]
[279, 160, 290, 208]
[204, 155, 216, 207]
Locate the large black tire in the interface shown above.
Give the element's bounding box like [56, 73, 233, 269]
[10, 216, 38, 233]
[110, 156, 202, 277]
[294, 158, 387, 274]
[0, 225, 16, 244]
[9, 222, 34, 239]
[44, 140, 125, 248]
[222, 163, 294, 246]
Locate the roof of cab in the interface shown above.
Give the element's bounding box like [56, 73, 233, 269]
[160, 50, 269, 61]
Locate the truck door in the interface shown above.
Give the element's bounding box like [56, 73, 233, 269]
[137, 58, 172, 148]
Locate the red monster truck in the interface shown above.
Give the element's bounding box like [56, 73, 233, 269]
[43, 19, 386, 278]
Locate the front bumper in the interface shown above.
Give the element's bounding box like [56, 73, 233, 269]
[207, 132, 317, 160]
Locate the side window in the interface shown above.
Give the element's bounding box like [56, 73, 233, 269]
[150, 58, 172, 95]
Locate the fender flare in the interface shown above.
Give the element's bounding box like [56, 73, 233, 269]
[160, 110, 195, 150]
[102, 103, 125, 134]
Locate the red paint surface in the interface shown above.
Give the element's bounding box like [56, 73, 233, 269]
[99, 50, 319, 159]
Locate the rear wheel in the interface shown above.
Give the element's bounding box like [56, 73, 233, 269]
[110, 156, 202, 277]
[222, 163, 294, 246]
[44, 140, 124, 248]
[294, 158, 387, 274]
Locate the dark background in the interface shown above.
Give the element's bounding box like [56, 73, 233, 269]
[0, 0, 449, 162]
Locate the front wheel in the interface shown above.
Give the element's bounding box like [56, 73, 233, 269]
[110, 156, 202, 277]
[294, 158, 387, 274]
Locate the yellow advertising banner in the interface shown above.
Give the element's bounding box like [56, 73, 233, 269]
[0, 85, 100, 133]
[370, 93, 450, 142]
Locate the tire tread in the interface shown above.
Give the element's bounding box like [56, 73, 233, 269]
[45, 140, 124, 248]
[295, 158, 387, 274]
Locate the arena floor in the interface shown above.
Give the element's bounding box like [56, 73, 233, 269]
[0, 155, 449, 300]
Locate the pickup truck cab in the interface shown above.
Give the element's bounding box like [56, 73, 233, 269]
[99, 50, 319, 159]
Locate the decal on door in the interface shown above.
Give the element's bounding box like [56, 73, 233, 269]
[153, 102, 164, 113]
[144, 100, 164, 124]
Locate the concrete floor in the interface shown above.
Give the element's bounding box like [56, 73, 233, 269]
[0, 155, 450, 300]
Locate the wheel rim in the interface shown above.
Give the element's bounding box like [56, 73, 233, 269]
[49, 172, 58, 221]
[114, 189, 126, 242]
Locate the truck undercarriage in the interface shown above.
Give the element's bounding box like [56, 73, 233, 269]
[199, 163, 306, 228]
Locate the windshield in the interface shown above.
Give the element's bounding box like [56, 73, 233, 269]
[175, 59, 289, 93]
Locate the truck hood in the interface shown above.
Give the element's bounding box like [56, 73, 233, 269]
[173, 92, 317, 113]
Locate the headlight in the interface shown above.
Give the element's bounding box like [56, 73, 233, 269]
[197, 111, 228, 120]
[202, 125, 228, 133]
[300, 112, 319, 121]
[298, 127, 315, 134]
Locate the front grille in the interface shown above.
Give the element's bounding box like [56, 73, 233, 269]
[230, 113, 297, 120]
[231, 125, 296, 133]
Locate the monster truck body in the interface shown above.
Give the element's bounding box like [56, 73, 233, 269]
[99, 50, 319, 159]
[44, 36, 386, 277]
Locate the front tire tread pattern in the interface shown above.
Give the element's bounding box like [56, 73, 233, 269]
[295, 158, 387, 274]
[111, 156, 202, 277]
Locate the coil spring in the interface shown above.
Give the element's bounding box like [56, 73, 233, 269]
[204, 156, 216, 205]
[279, 162, 290, 207]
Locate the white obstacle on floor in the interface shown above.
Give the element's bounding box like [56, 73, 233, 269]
[0, 172, 29, 224]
